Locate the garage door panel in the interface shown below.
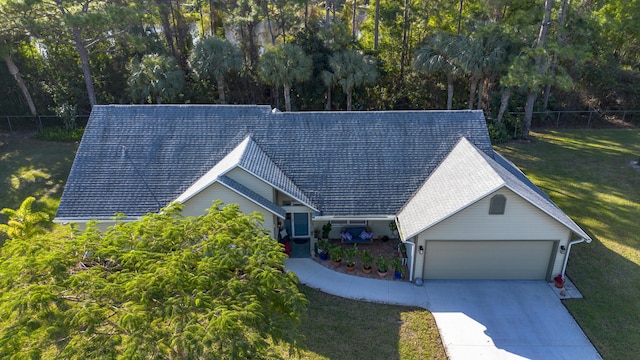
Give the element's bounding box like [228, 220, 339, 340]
[423, 240, 554, 280]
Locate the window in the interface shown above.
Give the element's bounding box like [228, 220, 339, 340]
[489, 194, 506, 215]
[330, 219, 368, 226]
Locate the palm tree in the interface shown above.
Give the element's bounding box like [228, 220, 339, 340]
[327, 49, 377, 111]
[190, 36, 242, 104]
[458, 31, 506, 110]
[414, 32, 463, 110]
[259, 43, 312, 112]
[127, 54, 185, 104]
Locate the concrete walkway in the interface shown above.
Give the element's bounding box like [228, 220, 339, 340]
[285, 258, 601, 360]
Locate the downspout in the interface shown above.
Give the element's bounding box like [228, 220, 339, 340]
[561, 238, 585, 278]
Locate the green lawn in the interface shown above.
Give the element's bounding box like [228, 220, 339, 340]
[2, 129, 638, 359]
[497, 129, 640, 360]
[278, 286, 446, 359]
[0, 132, 78, 218]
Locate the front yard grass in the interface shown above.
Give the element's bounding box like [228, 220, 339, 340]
[497, 129, 640, 360]
[278, 286, 446, 359]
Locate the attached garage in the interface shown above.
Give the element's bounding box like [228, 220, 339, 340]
[423, 240, 557, 280]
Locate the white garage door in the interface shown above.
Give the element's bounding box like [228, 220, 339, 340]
[423, 240, 555, 280]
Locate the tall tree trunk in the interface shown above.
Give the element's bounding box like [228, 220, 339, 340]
[523, 91, 536, 138]
[263, 1, 276, 45]
[157, 0, 177, 61]
[542, 0, 568, 111]
[468, 75, 478, 110]
[209, 0, 214, 36]
[170, 1, 190, 69]
[477, 77, 484, 110]
[497, 87, 511, 123]
[4, 55, 37, 116]
[284, 84, 291, 112]
[346, 88, 352, 111]
[217, 78, 226, 104]
[457, 0, 464, 34]
[400, 0, 410, 78]
[524, 0, 554, 138]
[374, 0, 380, 50]
[352, 0, 357, 39]
[446, 73, 454, 110]
[72, 28, 97, 107]
[325, 86, 332, 110]
[325, 0, 330, 33]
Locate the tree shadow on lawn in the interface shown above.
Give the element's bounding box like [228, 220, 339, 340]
[0, 132, 77, 217]
[295, 286, 445, 360]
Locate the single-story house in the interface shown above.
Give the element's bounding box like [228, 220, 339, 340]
[55, 105, 591, 281]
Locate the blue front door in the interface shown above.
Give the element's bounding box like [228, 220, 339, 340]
[285, 212, 310, 239]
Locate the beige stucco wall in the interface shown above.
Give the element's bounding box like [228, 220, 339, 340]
[411, 188, 572, 280]
[181, 182, 276, 237]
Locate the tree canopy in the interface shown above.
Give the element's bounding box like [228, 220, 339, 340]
[1, 0, 639, 138]
[0, 199, 307, 359]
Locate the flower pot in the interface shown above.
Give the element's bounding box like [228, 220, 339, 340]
[332, 260, 342, 268]
[377, 271, 388, 278]
[319, 252, 328, 261]
[362, 266, 372, 274]
[554, 281, 564, 288]
[346, 264, 355, 272]
[394, 271, 402, 279]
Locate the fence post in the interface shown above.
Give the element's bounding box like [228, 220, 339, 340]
[587, 111, 592, 128]
[6, 116, 12, 133]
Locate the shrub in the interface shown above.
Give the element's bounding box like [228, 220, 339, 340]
[35, 127, 84, 142]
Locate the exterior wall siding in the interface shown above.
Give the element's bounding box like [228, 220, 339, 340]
[412, 188, 572, 281]
[181, 182, 276, 237]
[226, 168, 274, 201]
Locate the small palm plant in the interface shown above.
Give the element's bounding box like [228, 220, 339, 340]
[344, 244, 358, 268]
[376, 255, 389, 277]
[329, 245, 343, 265]
[360, 249, 374, 273]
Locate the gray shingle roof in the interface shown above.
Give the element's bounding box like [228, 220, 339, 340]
[55, 105, 494, 220]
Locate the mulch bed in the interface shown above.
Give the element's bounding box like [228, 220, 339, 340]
[313, 238, 409, 281]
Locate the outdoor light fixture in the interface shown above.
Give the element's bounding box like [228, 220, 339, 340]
[560, 245, 567, 254]
[419, 245, 424, 254]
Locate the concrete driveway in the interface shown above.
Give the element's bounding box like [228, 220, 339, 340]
[285, 259, 601, 360]
[426, 280, 601, 359]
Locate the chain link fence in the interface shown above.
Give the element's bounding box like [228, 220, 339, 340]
[3, 110, 638, 135]
[1, 115, 90, 133]
[506, 110, 640, 137]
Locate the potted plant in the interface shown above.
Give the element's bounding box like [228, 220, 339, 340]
[389, 221, 398, 236]
[554, 274, 565, 288]
[316, 239, 329, 261]
[376, 255, 389, 278]
[392, 257, 404, 279]
[398, 242, 407, 256]
[322, 223, 332, 239]
[360, 249, 374, 274]
[329, 245, 342, 268]
[343, 244, 358, 272]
